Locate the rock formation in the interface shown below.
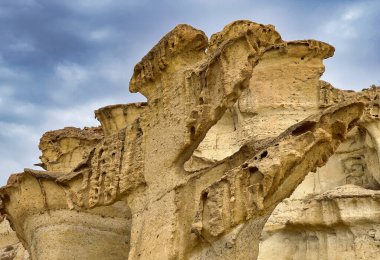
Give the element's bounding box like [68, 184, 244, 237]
[258, 92, 380, 260]
[0, 20, 378, 259]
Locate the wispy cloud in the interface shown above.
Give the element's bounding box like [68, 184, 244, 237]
[58, 0, 147, 13]
[316, 0, 380, 89]
[8, 41, 36, 52]
[55, 63, 90, 87]
[0, 57, 22, 79]
[321, 4, 366, 39]
[88, 28, 115, 41]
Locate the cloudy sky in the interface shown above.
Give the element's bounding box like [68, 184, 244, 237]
[0, 0, 379, 185]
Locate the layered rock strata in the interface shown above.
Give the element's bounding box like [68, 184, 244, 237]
[0, 20, 377, 260]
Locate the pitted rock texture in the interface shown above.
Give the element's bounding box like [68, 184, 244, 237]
[258, 120, 380, 260]
[38, 126, 103, 172]
[0, 20, 377, 260]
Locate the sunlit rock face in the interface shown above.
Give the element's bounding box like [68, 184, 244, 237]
[0, 20, 378, 260]
[258, 121, 380, 260]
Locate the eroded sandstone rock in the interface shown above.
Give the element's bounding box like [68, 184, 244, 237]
[258, 118, 380, 260]
[0, 218, 29, 260]
[0, 20, 377, 260]
[38, 126, 103, 172]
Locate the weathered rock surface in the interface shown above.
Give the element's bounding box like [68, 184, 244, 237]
[0, 218, 29, 259]
[38, 126, 103, 172]
[0, 20, 378, 259]
[258, 118, 380, 260]
[259, 186, 380, 260]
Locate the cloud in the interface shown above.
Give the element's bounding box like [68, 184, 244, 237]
[0, 99, 111, 184]
[8, 41, 36, 52]
[0, 56, 24, 79]
[316, 0, 380, 89]
[342, 6, 364, 21]
[0, 121, 41, 183]
[183, 0, 249, 6]
[0, 85, 14, 106]
[55, 63, 90, 87]
[2, 0, 38, 8]
[0, 84, 39, 125]
[57, 0, 147, 14]
[321, 5, 365, 39]
[319, 1, 379, 40]
[0, 66, 18, 79]
[88, 28, 115, 41]
[49, 63, 92, 104]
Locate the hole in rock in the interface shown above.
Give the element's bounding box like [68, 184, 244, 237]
[249, 166, 258, 174]
[190, 126, 196, 135]
[184, 108, 245, 172]
[260, 151, 268, 159]
[291, 121, 316, 136]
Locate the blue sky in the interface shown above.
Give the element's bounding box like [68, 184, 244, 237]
[0, 0, 379, 185]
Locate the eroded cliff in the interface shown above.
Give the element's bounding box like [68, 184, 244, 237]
[0, 20, 377, 260]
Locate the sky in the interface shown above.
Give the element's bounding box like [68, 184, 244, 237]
[0, 0, 379, 185]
